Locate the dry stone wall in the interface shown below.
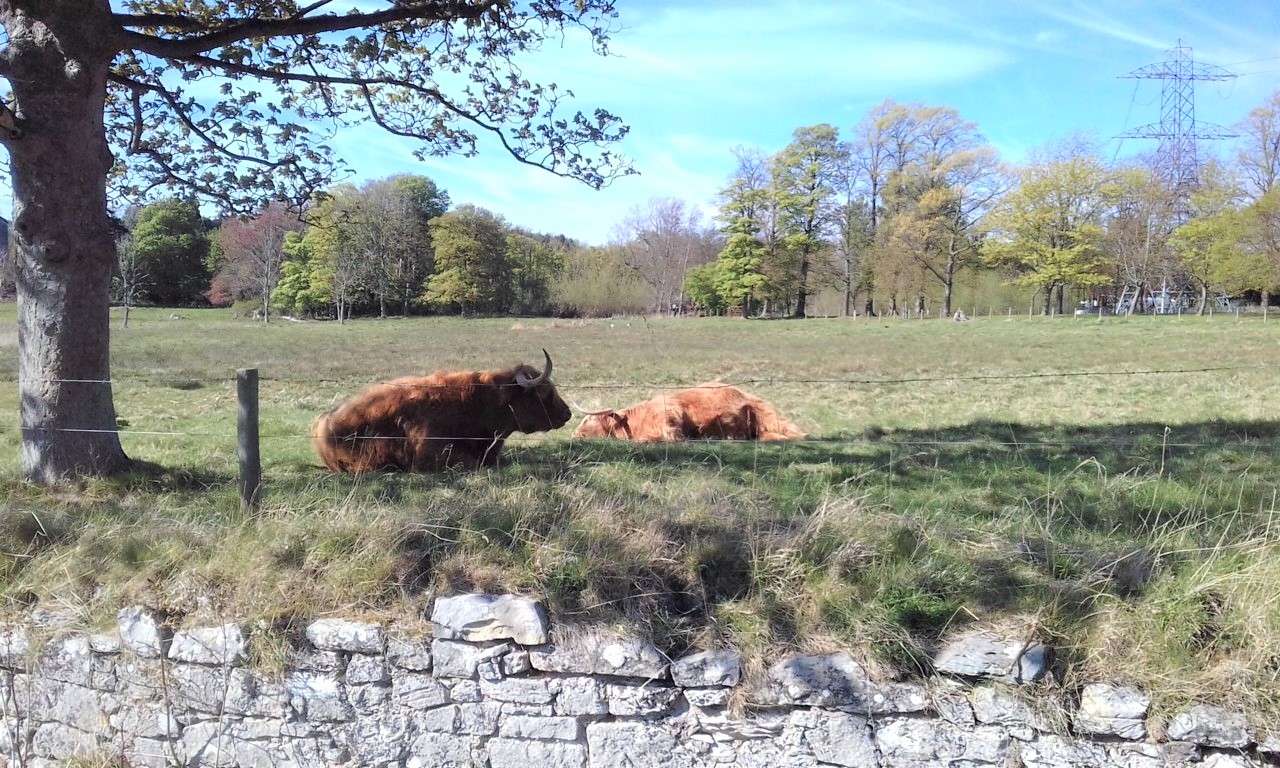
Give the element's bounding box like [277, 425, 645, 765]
[0, 595, 1274, 767]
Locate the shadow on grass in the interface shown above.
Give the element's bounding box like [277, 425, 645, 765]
[4, 418, 1274, 675]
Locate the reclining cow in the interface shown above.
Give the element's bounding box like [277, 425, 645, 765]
[312, 350, 572, 472]
[572, 382, 805, 442]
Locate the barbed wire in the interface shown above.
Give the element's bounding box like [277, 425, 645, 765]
[3, 364, 1276, 451]
[12, 425, 1273, 453]
[0, 362, 1272, 389]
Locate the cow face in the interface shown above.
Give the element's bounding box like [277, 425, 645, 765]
[572, 411, 629, 439]
[507, 350, 573, 433]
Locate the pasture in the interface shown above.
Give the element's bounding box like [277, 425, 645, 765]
[1, 305, 1279, 717]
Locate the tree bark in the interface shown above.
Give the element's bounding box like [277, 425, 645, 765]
[6, 1, 131, 482]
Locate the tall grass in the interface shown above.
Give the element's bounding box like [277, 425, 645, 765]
[1, 304, 1279, 715]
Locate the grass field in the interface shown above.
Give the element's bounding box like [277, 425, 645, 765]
[1, 304, 1279, 716]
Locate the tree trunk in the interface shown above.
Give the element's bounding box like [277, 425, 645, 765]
[794, 254, 810, 318]
[7, 2, 131, 482]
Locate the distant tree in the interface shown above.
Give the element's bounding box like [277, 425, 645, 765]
[984, 139, 1116, 314]
[272, 231, 333, 318]
[613, 197, 718, 314]
[770, 124, 847, 317]
[344, 175, 449, 317]
[713, 148, 780, 313]
[112, 230, 148, 329]
[552, 245, 652, 317]
[130, 198, 212, 306]
[506, 232, 565, 315]
[713, 233, 770, 317]
[1170, 164, 1263, 313]
[1236, 90, 1280, 304]
[1105, 160, 1175, 313]
[215, 202, 305, 322]
[846, 99, 912, 314]
[682, 262, 724, 315]
[424, 206, 512, 315]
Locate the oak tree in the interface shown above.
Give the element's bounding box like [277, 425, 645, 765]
[0, 0, 629, 483]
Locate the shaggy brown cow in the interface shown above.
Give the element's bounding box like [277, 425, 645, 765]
[312, 350, 572, 472]
[572, 382, 805, 442]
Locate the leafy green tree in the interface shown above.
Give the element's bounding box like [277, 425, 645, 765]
[1, 0, 630, 483]
[713, 234, 770, 317]
[130, 198, 212, 306]
[424, 206, 512, 315]
[506, 232, 565, 315]
[984, 141, 1116, 314]
[1170, 165, 1265, 312]
[345, 175, 449, 317]
[770, 124, 847, 317]
[272, 231, 333, 318]
[1235, 90, 1280, 304]
[712, 148, 778, 317]
[682, 262, 724, 315]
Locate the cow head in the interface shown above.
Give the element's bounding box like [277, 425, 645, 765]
[572, 409, 631, 439]
[505, 349, 573, 433]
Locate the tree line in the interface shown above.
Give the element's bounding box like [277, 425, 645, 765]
[100, 90, 1280, 323]
[106, 177, 717, 322]
[686, 92, 1280, 318]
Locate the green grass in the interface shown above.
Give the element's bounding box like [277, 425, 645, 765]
[2, 304, 1280, 717]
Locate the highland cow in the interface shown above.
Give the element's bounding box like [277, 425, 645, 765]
[312, 350, 572, 472]
[572, 383, 805, 442]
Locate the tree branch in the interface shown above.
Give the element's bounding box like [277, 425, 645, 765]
[110, 72, 294, 169]
[117, 1, 499, 59]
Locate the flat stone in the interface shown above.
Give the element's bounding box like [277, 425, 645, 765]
[117, 607, 168, 659]
[875, 717, 1009, 766]
[488, 738, 587, 768]
[606, 682, 682, 716]
[306, 618, 384, 654]
[763, 653, 877, 710]
[499, 714, 581, 741]
[1020, 734, 1109, 768]
[168, 623, 247, 666]
[1075, 683, 1149, 740]
[1165, 704, 1253, 748]
[801, 710, 876, 767]
[934, 633, 1051, 683]
[387, 636, 433, 671]
[432, 594, 549, 646]
[671, 650, 741, 688]
[529, 631, 668, 679]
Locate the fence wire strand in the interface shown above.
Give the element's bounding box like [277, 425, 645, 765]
[4, 363, 1277, 449]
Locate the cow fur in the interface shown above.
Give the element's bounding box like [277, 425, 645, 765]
[572, 383, 805, 442]
[312, 352, 572, 472]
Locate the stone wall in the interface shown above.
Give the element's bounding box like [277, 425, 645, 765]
[0, 595, 1273, 767]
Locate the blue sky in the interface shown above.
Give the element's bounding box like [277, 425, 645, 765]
[324, 0, 1280, 245]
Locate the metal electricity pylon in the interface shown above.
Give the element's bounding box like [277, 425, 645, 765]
[1119, 39, 1237, 220]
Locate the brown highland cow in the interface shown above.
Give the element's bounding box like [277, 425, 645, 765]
[572, 382, 805, 442]
[312, 350, 572, 472]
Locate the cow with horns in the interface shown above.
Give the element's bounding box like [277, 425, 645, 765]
[312, 350, 573, 472]
[572, 382, 806, 442]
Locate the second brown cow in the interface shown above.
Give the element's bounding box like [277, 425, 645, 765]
[572, 382, 805, 442]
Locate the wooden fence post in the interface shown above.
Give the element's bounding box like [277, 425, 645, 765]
[237, 368, 261, 511]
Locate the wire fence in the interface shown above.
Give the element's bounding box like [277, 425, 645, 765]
[5, 362, 1277, 451]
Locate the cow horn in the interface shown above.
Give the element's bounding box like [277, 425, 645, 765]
[568, 397, 615, 416]
[516, 349, 553, 388]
